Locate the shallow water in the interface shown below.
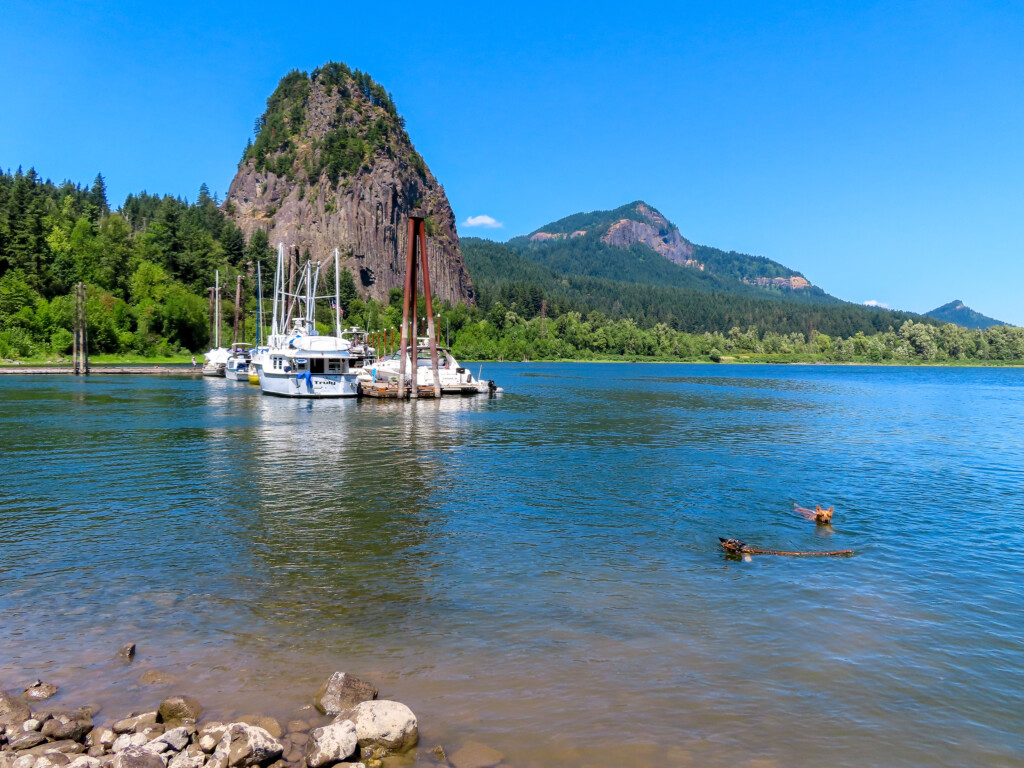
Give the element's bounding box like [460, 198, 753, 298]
[1, 364, 1023, 767]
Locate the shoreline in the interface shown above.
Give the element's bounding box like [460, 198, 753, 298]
[0, 667, 427, 768]
[3, 358, 1022, 374]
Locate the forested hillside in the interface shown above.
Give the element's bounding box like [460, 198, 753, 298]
[0, 167, 272, 359]
[464, 238, 930, 338]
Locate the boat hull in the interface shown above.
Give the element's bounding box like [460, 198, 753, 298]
[258, 368, 359, 398]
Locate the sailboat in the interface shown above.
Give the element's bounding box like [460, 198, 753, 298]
[202, 270, 229, 376]
[256, 245, 360, 398]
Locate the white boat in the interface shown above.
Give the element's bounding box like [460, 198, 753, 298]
[225, 344, 253, 381]
[360, 338, 498, 395]
[202, 346, 229, 377]
[203, 270, 229, 377]
[257, 245, 360, 398]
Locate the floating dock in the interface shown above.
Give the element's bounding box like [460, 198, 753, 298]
[0, 366, 202, 376]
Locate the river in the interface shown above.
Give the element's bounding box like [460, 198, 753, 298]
[1, 364, 1022, 767]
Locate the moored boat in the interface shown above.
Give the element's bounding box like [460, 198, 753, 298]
[257, 245, 360, 398]
[360, 338, 498, 395]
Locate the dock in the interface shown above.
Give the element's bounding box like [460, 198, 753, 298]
[0, 366, 202, 375]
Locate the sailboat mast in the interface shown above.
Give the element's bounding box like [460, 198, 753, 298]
[215, 270, 220, 348]
[334, 248, 341, 338]
[271, 243, 283, 337]
[256, 261, 263, 346]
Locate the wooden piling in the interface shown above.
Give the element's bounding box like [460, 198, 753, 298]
[417, 218, 442, 398]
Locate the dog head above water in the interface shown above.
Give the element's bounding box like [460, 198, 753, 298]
[814, 505, 834, 524]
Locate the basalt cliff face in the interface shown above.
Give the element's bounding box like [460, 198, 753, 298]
[225, 63, 474, 305]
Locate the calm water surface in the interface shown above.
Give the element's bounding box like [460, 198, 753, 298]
[1, 364, 1022, 767]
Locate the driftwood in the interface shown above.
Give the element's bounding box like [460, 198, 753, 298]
[719, 537, 853, 557]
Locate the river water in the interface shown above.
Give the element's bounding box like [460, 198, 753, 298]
[1, 364, 1022, 767]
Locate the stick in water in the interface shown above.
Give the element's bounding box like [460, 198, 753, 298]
[719, 537, 852, 557]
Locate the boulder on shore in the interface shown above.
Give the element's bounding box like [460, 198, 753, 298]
[336, 701, 417, 754]
[41, 711, 93, 742]
[303, 721, 357, 768]
[313, 674, 377, 716]
[208, 723, 283, 768]
[157, 699, 202, 726]
[0, 692, 32, 727]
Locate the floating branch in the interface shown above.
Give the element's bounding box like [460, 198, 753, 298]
[719, 537, 853, 557]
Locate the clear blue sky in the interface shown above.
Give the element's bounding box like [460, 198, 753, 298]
[3, 0, 1022, 323]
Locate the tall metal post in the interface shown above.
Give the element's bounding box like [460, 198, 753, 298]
[418, 220, 442, 398]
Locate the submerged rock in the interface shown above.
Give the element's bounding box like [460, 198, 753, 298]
[117, 645, 137, 662]
[303, 721, 357, 768]
[138, 672, 174, 687]
[23, 681, 59, 702]
[448, 742, 505, 768]
[337, 701, 417, 754]
[313, 674, 377, 716]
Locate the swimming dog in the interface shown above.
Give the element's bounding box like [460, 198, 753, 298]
[794, 503, 834, 524]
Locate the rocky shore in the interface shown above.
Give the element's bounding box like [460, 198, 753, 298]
[0, 669, 429, 768]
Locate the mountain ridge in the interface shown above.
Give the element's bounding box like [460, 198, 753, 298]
[925, 300, 1008, 329]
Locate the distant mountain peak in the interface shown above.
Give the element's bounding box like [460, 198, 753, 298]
[518, 201, 812, 290]
[925, 300, 1007, 329]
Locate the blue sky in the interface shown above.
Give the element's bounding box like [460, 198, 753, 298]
[3, 0, 1022, 323]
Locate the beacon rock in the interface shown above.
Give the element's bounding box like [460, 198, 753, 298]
[226, 63, 475, 306]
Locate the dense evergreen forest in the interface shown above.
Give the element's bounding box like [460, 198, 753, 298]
[0, 167, 1021, 365]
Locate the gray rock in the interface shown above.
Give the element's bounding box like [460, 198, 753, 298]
[23, 742, 84, 757]
[208, 724, 283, 768]
[156, 700, 201, 727]
[303, 721, 357, 768]
[312, 675, 376, 716]
[35, 757, 70, 768]
[8, 731, 48, 750]
[113, 747, 165, 768]
[67, 757, 101, 768]
[147, 728, 190, 754]
[0, 756, 18, 768]
[0, 692, 32, 727]
[165, 751, 203, 768]
[335, 701, 416, 754]
[12, 755, 37, 768]
[112, 714, 158, 736]
[22, 719, 43, 732]
[196, 736, 217, 755]
[117, 645, 136, 662]
[23, 682, 59, 702]
[41, 711, 92, 742]
[234, 719, 279, 741]
[448, 742, 504, 768]
[86, 749, 105, 759]
[111, 735, 148, 753]
[86, 729, 116, 750]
